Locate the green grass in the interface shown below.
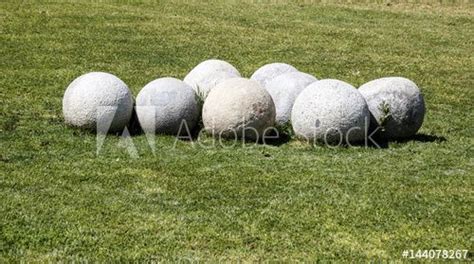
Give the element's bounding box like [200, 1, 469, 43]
[1, 0, 473, 261]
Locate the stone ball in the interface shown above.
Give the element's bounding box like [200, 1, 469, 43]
[250, 62, 298, 88]
[359, 77, 425, 139]
[62, 72, 134, 133]
[265, 71, 318, 126]
[136, 77, 199, 135]
[202, 78, 276, 140]
[184, 59, 241, 95]
[189, 70, 240, 99]
[291, 79, 370, 144]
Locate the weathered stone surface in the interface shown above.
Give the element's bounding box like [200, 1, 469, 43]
[292, 79, 370, 144]
[190, 71, 240, 99]
[202, 78, 276, 140]
[184, 59, 241, 97]
[265, 71, 317, 125]
[359, 77, 425, 139]
[250, 63, 298, 88]
[62, 72, 133, 133]
[136, 77, 199, 135]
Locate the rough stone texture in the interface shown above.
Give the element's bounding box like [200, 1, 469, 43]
[250, 63, 298, 88]
[291, 79, 370, 144]
[189, 71, 240, 99]
[359, 77, 425, 139]
[203, 78, 276, 140]
[62, 72, 134, 133]
[265, 71, 318, 125]
[184, 59, 241, 97]
[136, 77, 199, 135]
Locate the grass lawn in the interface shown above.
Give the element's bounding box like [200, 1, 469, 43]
[1, 0, 473, 261]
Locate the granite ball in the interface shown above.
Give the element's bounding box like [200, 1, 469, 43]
[136, 77, 199, 135]
[250, 62, 298, 88]
[265, 71, 318, 125]
[291, 79, 370, 144]
[359, 77, 425, 139]
[184, 59, 241, 95]
[62, 72, 134, 133]
[188, 70, 240, 99]
[202, 78, 276, 140]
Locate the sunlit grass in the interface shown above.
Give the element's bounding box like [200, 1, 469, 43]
[0, 1, 472, 261]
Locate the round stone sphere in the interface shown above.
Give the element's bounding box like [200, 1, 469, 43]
[202, 78, 276, 140]
[359, 77, 425, 139]
[265, 71, 318, 126]
[184, 59, 241, 94]
[136, 77, 199, 135]
[291, 79, 370, 144]
[62, 72, 134, 133]
[189, 70, 240, 99]
[250, 62, 298, 88]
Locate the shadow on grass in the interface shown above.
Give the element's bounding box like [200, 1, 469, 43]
[125, 119, 447, 150]
[85, 111, 447, 150]
[183, 127, 292, 146]
[397, 134, 447, 143]
[127, 108, 143, 136]
[262, 131, 292, 146]
[366, 133, 447, 149]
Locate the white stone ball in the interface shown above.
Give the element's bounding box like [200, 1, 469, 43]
[265, 71, 318, 125]
[250, 62, 298, 88]
[359, 77, 425, 139]
[291, 79, 370, 144]
[202, 78, 276, 140]
[184, 59, 241, 95]
[136, 77, 199, 135]
[62, 72, 134, 133]
[189, 70, 240, 99]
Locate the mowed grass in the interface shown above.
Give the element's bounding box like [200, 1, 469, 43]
[1, 0, 473, 261]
